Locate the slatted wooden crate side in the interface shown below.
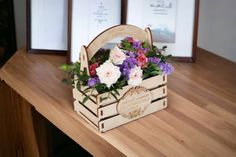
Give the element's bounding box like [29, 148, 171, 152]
[99, 98, 167, 132]
[73, 75, 167, 116]
[76, 110, 99, 131]
[97, 85, 167, 119]
[76, 84, 167, 121]
[73, 75, 167, 117]
[76, 101, 99, 125]
[75, 97, 167, 132]
[73, 87, 98, 114]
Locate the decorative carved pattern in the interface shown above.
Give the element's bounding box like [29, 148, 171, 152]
[117, 86, 152, 119]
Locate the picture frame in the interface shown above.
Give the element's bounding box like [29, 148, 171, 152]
[26, 0, 68, 55]
[68, 0, 125, 62]
[125, 0, 199, 62]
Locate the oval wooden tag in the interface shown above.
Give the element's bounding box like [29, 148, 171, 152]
[117, 87, 152, 119]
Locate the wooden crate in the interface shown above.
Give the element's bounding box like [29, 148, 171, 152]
[73, 25, 168, 132]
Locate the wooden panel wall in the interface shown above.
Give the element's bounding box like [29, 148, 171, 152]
[0, 81, 46, 157]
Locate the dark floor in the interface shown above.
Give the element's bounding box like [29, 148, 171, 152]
[48, 122, 93, 157]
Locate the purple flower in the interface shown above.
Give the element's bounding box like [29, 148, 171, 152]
[142, 48, 149, 53]
[125, 51, 137, 58]
[132, 41, 142, 49]
[159, 62, 174, 75]
[87, 77, 100, 87]
[120, 57, 137, 79]
[148, 57, 161, 65]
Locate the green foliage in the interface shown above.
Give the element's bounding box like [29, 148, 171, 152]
[161, 54, 172, 62]
[95, 83, 108, 93]
[60, 62, 89, 90]
[146, 45, 172, 63]
[143, 63, 162, 79]
[142, 41, 149, 48]
[121, 39, 135, 51]
[90, 48, 110, 64]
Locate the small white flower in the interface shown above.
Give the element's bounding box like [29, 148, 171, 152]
[96, 61, 121, 88]
[128, 66, 143, 86]
[109, 46, 126, 65]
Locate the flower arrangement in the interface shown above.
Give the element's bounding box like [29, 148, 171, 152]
[61, 37, 173, 103]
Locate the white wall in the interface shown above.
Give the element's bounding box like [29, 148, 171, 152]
[198, 0, 236, 62]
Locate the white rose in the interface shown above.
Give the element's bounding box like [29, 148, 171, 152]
[128, 66, 143, 86]
[96, 61, 121, 88]
[109, 46, 126, 65]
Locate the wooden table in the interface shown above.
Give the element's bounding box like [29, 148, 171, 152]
[1, 49, 236, 157]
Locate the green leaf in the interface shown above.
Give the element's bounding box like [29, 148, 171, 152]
[145, 64, 159, 74]
[60, 64, 71, 71]
[91, 94, 97, 99]
[122, 40, 131, 48]
[83, 87, 92, 93]
[142, 74, 149, 79]
[142, 42, 148, 48]
[113, 88, 120, 96]
[84, 90, 92, 94]
[163, 54, 172, 62]
[162, 46, 167, 50]
[95, 83, 108, 93]
[62, 78, 73, 84]
[100, 96, 109, 103]
[119, 80, 126, 88]
[82, 96, 89, 104]
[90, 49, 110, 64]
[76, 81, 81, 90]
[110, 91, 118, 101]
[146, 51, 158, 57]
[150, 70, 161, 76]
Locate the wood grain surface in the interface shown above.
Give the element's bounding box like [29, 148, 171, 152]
[0, 82, 40, 157]
[0, 48, 236, 157]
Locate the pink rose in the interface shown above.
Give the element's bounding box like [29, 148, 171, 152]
[137, 54, 148, 68]
[137, 49, 145, 55]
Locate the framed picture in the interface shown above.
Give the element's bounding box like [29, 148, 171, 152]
[125, 0, 199, 62]
[26, 0, 68, 55]
[68, 0, 124, 62]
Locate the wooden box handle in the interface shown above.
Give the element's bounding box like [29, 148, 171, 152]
[79, 25, 153, 76]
